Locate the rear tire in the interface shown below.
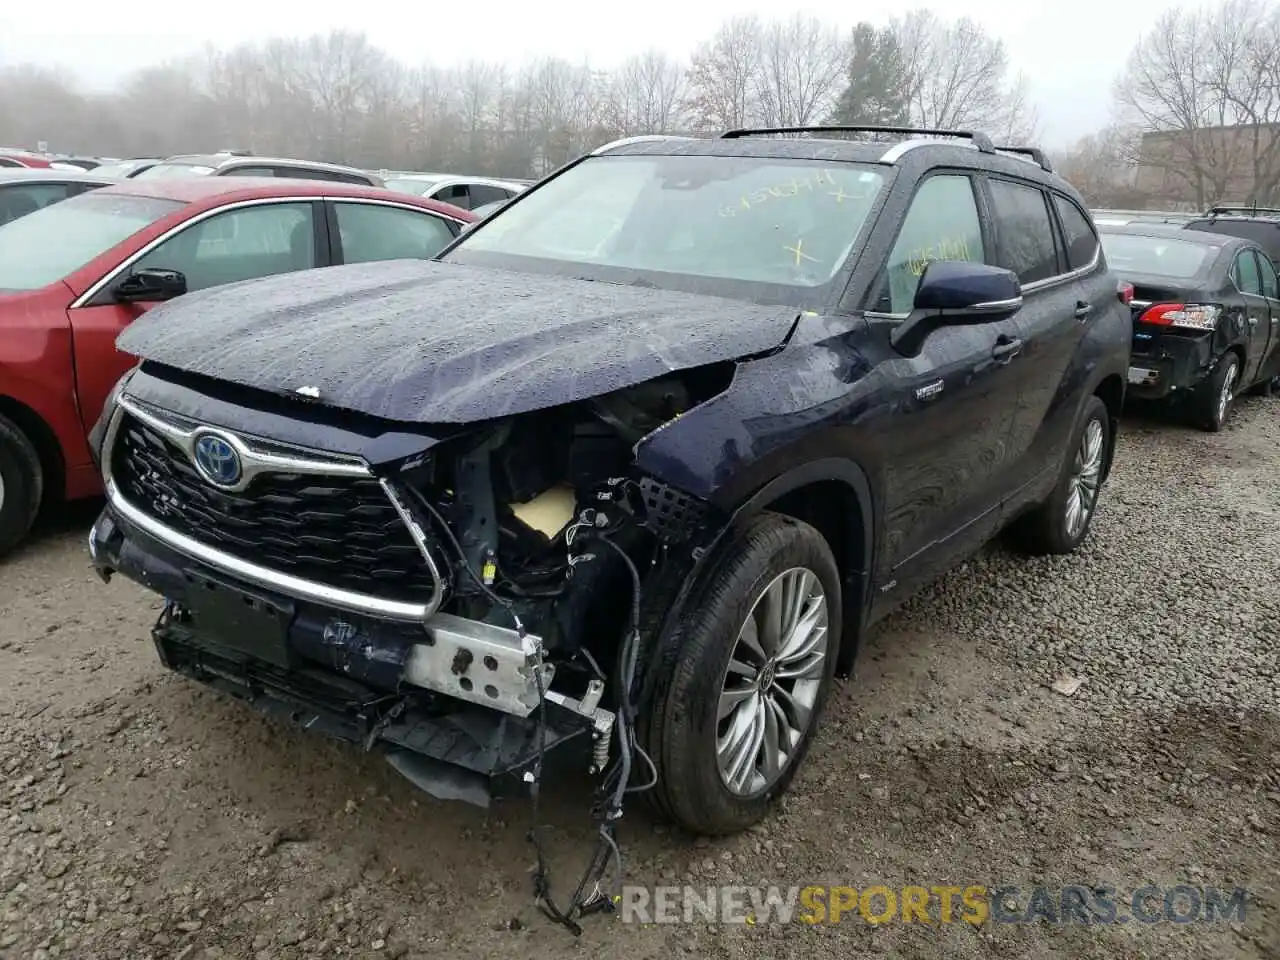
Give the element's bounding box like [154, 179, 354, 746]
[0, 413, 43, 561]
[644, 512, 841, 836]
[1009, 395, 1110, 556]
[1195, 352, 1239, 432]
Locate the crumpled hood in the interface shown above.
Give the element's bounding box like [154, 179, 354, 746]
[117, 259, 801, 423]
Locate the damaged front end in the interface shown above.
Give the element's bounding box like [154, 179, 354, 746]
[88, 362, 734, 807]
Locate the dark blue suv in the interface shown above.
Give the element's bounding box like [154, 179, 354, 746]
[87, 126, 1130, 842]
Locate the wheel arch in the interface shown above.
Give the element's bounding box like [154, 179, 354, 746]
[722, 458, 875, 677]
[1091, 372, 1124, 483]
[0, 394, 63, 508]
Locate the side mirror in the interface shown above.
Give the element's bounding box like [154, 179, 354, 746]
[889, 261, 1022, 357]
[113, 267, 187, 304]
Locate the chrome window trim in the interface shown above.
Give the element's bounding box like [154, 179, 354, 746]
[71, 196, 464, 309]
[101, 398, 446, 622]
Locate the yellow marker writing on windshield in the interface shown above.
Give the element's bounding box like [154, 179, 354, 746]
[785, 239, 819, 266]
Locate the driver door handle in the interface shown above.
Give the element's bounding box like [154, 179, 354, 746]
[1074, 300, 1094, 320]
[992, 335, 1023, 363]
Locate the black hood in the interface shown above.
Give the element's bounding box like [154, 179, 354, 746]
[117, 260, 801, 423]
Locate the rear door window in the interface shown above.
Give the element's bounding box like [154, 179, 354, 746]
[434, 184, 472, 209]
[1255, 250, 1279, 299]
[334, 202, 456, 263]
[988, 179, 1060, 283]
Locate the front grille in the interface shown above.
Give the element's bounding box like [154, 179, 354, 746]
[111, 413, 435, 604]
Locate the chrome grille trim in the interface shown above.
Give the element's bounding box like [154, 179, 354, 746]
[101, 398, 446, 622]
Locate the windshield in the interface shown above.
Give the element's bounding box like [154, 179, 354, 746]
[0, 192, 183, 290]
[88, 162, 131, 178]
[1100, 233, 1214, 278]
[385, 178, 440, 196]
[133, 162, 216, 180]
[446, 155, 887, 303]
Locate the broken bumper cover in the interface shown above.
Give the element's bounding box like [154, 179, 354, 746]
[1127, 334, 1214, 400]
[89, 505, 604, 805]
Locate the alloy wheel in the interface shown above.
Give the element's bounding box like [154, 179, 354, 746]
[716, 567, 830, 797]
[1064, 418, 1105, 540]
[1217, 360, 1239, 425]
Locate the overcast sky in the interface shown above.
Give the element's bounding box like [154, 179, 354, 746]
[2, 0, 1148, 148]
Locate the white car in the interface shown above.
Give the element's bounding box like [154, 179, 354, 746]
[381, 173, 527, 211]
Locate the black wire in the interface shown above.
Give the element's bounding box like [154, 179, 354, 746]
[408, 483, 648, 931]
[403, 485, 525, 631]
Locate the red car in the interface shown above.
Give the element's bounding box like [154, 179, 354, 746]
[0, 177, 473, 557]
[0, 150, 56, 169]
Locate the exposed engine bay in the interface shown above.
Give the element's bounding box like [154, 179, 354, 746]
[89, 361, 739, 933]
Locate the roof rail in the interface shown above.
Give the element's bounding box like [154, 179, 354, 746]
[719, 125, 995, 153]
[995, 145, 1053, 172]
[590, 134, 695, 156]
[1204, 204, 1280, 217]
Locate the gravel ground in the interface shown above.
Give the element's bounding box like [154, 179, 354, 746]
[1, 398, 1277, 960]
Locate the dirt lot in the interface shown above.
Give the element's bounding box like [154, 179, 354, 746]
[2, 400, 1278, 960]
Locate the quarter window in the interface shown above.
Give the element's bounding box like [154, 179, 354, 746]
[989, 179, 1059, 283]
[1235, 250, 1263, 294]
[469, 184, 509, 207]
[1053, 195, 1099, 271]
[334, 202, 456, 263]
[879, 174, 985, 314]
[132, 202, 316, 293]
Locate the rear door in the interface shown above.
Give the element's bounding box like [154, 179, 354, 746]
[864, 171, 1023, 610]
[68, 200, 327, 432]
[981, 178, 1092, 499]
[328, 199, 462, 264]
[1231, 248, 1271, 385]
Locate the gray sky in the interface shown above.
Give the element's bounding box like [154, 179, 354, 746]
[3, 0, 1146, 148]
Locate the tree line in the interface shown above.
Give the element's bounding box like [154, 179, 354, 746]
[0, 11, 1035, 179]
[1061, 0, 1280, 208]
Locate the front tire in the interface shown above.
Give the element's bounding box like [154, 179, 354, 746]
[1196, 352, 1239, 431]
[0, 413, 44, 561]
[645, 512, 841, 836]
[1010, 395, 1110, 556]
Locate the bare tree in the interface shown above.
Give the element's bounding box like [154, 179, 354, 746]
[891, 10, 1037, 141]
[684, 16, 763, 130]
[755, 15, 847, 127]
[0, 16, 1059, 181]
[1056, 124, 1151, 207]
[1116, 0, 1280, 206]
[609, 51, 687, 134]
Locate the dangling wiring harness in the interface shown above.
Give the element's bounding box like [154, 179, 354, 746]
[411, 490, 656, 935]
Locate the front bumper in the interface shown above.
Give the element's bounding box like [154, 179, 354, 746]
[89, 505, 608, 805]
[1126, 332, 1215, 400]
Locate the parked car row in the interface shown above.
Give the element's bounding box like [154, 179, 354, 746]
[2, 125, 1275, 854]
[0, 147, 534, 222]
[1093, 205, 1280, 428]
